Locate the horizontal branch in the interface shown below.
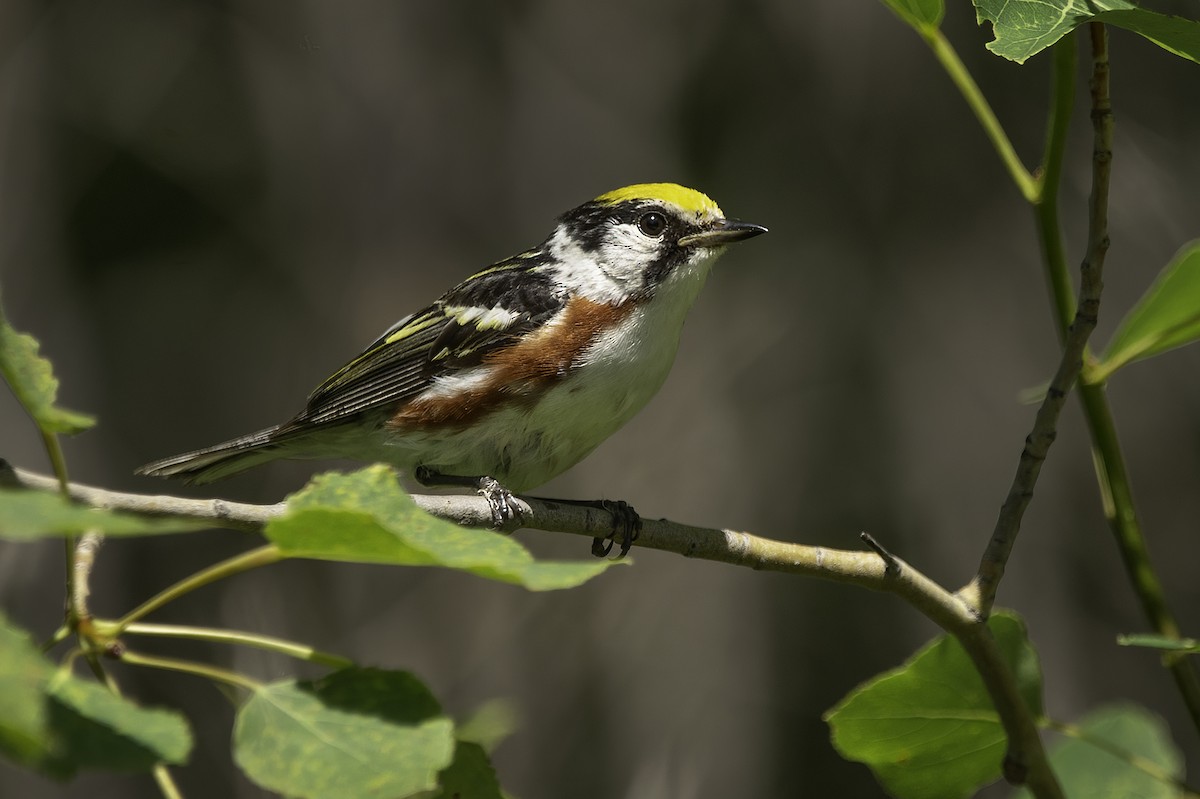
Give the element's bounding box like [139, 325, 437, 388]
[5, 461, 976, 623]
[3, 460, 1055, 794]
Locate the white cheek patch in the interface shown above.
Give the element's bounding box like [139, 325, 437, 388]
[598, 224, 662, 286]
[548, 229, 629, 304]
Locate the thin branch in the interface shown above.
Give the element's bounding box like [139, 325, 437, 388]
[959, 29, 1111, 616]
[71, 530, 104, 625]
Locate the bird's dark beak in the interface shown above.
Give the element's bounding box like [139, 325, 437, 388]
[677, 219, 768, 248]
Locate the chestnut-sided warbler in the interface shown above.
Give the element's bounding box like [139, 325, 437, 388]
[138, 183, 766, 555]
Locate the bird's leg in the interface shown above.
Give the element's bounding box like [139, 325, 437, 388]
[414, 466, 524, 529]
[526, 496, 642, 558]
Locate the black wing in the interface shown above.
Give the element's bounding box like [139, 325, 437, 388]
[289, 250, 565, 429]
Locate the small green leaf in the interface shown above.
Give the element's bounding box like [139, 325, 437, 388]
[881, 0, 944, 31]
[1117, 633, 1200, 654]
[233, 668, 456, 799]
[0, 618, 54, 767]
[43, 672, 192, 775]
[1100, 9, 1200, 65]
[266, 466, 616, 590]
[1012, 705, 1183, 799]
[456, 698, 519, 754]
[0, 489, 210, 540]
[1096, 242, 1200, 381]
[424, 742, 504, 799]
[825, 611, 1042, 799]
[0, 299, 95, 435]
[0, 613, 192, 777]
[974, 0, 1200, 65]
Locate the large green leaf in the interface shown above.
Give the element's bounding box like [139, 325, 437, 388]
[0, 489, 210, 540]
[0, 614, 192, 776]
[1011, 705, 1183, 799]
[233, 668, 456, 799]
[974, 0, 1200, 65]
[880, 0, 944, 32]
[266, 466, 616, 590]
[825, 611, 1042, 799]
[1095, 242, 1200, 381]
[0, 297, 94, 435]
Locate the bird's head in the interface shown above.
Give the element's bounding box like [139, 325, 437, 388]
[548, 182, 767, 303]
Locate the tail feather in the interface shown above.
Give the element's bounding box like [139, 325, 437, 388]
[136, 426, 288, 485]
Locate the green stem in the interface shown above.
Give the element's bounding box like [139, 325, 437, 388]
[1035, 35, 1078, 334]
[41, 623, 71, 653]
[1080, 382, 1200, 736]
[923, 28, 1039, 202]
[120, 649, 263, 691]
[152, 764, 185, 799]
[118, 622, 354, 669]
[113, 545, 283, 630]
[40, 430, 70, 496]
[1029, 24, 1200, 739]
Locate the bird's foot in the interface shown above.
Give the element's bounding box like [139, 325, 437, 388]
[589, 499, 642, 558]
[475, 475, 524, 530]
[414, 466, 524, 530]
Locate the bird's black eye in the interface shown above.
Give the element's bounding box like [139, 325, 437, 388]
[637, 211, 667, 238]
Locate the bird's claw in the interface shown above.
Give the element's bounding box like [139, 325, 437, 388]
[590, 499, 641, 558]
[477, 476, 524, 530]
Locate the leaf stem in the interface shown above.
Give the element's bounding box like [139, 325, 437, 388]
[120, 649, 263, 691]
[116, 621, 354, 669]
[152, 764, 185, 799]
[923, 28, 1039, 202]
[113, 545, 283, 630]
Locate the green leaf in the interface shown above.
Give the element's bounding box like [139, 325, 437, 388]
[0, 613, 192, 776]
[266, 466, 616, 590]
[1011, 705, 1183, 799]
[233, 667, 456, 799]
[974, 0, 1200, 65]
[0, 298, 95, 435]
[0, 618, 54, 767]
[43, 671, 192, 775]
[1117, 633, 1200, 654]
[881, 0, 944, 32]
[1100, 9, 1200, 65]
[0, 489, 210, 540]
[424, 742, 504, 799]
[1096, 242, 1200, 381]
[456, 698, 519, 754]
[825, 611, 1042, 799]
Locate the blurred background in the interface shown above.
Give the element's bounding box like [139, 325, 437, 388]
[2, 1, 1199, 796]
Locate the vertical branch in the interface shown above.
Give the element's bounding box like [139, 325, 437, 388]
[960, 28, 1111, 614]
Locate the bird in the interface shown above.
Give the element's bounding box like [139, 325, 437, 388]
[137, 183, 767, 555]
